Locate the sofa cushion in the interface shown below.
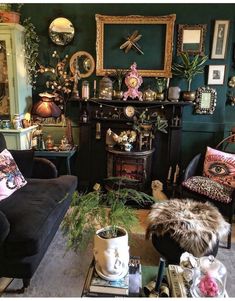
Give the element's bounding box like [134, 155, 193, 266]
[203, 146, 235, 188]
[0, 149, 27, 201]
[0, 175, 77, 257]
[10, 149, 35, 178]
[182, 176, 233, 203]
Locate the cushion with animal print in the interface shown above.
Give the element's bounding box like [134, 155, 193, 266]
[182, 176, 233, 203]
[0, 149, 27, 201]
[203, 146, 235, 188]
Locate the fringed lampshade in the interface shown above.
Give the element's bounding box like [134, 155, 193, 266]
[32, 92, 61, 118]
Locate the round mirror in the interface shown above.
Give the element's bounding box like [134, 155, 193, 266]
[70, 51, 95, 78]
[49, 17, 75, 46]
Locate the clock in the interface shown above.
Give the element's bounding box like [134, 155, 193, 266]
[128, 77, 138, 88]
[123, 62, 143, 101]
[124, 105, 135, 118]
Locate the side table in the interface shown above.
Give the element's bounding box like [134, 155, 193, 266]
[34, 147, 77, 175]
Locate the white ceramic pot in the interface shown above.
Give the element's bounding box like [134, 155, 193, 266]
[93, 226, 129, 281]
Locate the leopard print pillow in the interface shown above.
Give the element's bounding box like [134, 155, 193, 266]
[182, 176, 233, 203]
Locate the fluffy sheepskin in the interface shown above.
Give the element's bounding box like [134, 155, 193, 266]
[146, 198, 230, 257]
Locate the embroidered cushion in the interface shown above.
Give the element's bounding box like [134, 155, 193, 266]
[182, 176, 233, 203]
[203, 146, 235, 188]
[0, 149, 27, 201]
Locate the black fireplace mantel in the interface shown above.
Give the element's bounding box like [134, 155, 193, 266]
[75, 98, 192, 191]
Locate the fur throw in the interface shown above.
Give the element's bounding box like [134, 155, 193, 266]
[151, 180, 167, 201]
[146, 198, 230, 257]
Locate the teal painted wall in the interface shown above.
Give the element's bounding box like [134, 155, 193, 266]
[20, 3, 235, 168]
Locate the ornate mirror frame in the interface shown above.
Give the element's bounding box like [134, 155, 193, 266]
[177, 24, 207, 56]
[195, 86, 217, 114]
[95, 14, 176, 77]
[69, 51, 95, 78]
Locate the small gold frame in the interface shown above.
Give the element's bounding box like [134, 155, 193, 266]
[95, 14, 176, 78]
[177, 24, 207, 56]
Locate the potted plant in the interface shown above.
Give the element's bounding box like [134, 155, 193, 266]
[133, 111, 168, 134]
[0, 4, 23, 23]
[155, 77, 167, 101]
[172, 52, 208, 101]
[61, 177, 154, 280]
[111, 69, 127, 99]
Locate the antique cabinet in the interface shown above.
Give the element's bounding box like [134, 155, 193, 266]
[0, 23, 32, 149]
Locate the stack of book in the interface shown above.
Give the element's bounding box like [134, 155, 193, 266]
[82, 256, 142, 297]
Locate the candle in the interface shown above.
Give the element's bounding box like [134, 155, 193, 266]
[167, 166, 172, 181]
[94, 80, 96, 90]
[166, 78, 170, 88]
[173, 170, 177, 183]
[155, 258, 165, 292]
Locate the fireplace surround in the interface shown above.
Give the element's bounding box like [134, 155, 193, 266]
[75, 98, 191, 191]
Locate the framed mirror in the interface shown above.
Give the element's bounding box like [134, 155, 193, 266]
[49, 17, 75, 46]
[195, 86, 217, 114]
[95, 14, 176, 77]
[69, 51, 95, 78]
[177, 24, 207, 56]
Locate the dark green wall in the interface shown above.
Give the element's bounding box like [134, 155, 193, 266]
[21, 3, 235, 168]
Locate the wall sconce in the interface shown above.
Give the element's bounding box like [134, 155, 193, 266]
[32, 92, 61, 118]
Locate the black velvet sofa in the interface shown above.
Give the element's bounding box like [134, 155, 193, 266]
[0, 133, 77, 292]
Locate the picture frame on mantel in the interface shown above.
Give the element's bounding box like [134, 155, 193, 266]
[207, 65, 226, 85]
[195, 86, 217, 115]
[95, 14, 176, 78]
[211, 20, 230, 59]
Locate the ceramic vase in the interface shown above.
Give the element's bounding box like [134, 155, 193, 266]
[93, 226, 129, 281]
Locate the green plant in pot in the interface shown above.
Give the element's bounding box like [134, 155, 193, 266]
[61, 177, 154, 280]
[111, 69, 126, 99]
[0, 3, 23, 23]
[172, 52, 208, 101]
[155, 77, 167, 101]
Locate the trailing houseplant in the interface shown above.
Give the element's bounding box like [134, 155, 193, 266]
[22, 17, 40, 86]
[61, 177, 154, 280]
[172, 52, 208, 101]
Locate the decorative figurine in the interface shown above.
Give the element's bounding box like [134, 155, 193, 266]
[123, 62, 143, 101]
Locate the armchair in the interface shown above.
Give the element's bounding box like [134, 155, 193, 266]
[181, 150, 235, 249]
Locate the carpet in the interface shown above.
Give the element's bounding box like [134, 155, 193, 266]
[3, 229, 235, 297]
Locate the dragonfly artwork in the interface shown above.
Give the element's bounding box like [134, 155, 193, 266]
[120, 30, 144, 55]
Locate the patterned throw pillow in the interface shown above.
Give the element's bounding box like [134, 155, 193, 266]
[203, 146, 235, 188]
[0, 149, 27, 201]
[182, 176, 233, 203]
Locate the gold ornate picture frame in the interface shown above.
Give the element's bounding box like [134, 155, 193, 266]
[177, 24, 207, 56]
[95, 14, 176, 77]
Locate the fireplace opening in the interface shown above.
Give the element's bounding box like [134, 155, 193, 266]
[106, 147, 155, 192]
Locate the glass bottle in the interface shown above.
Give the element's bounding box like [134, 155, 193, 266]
[82, 80, 90, 99]
[13, 114, 22, 129]
[99, 76, 113, 100]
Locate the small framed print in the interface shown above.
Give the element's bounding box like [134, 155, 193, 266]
[207, 65, 225, 85]
[211, 20, 230, 59]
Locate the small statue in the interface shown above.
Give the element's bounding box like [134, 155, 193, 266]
[151, 180, 167, 202]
